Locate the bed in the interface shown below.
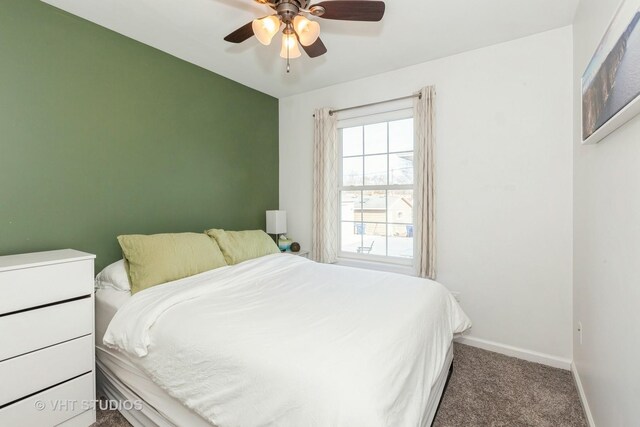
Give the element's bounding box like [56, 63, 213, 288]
[95, 253, 471, 427]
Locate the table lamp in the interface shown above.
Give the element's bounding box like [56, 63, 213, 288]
[266, 210, 287, 247]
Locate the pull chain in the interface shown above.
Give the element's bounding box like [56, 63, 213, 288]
[286, 36, 291, 73]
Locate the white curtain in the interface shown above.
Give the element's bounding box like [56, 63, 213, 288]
[413, 87, 437, 279]
[312, 108, 338, 263]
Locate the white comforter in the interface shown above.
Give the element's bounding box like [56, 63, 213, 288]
[104, 254, 471, 427]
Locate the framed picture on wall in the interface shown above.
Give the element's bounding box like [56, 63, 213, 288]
[582, 0, 640, 144]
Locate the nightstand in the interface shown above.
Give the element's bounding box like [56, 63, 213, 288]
[285, 249, 310, 258]
[0, 249, 96, 427]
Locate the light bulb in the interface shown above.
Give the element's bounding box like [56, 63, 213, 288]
[293, 16, 320, 46]
[279, 33, 302, 59]
[252, 16, 280, 45]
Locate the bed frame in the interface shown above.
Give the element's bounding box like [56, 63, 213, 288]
[431, 363, 454, 424]
[423, 345, 455, 427]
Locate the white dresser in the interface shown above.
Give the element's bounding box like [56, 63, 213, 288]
[0, 249, 97, 427]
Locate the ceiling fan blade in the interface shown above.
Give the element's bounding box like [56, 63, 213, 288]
[314, 1, 385, 21]
[301, 37, 327, 58]
[224, 22, 254, 43]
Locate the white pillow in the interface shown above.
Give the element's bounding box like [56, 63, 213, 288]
[95, 259, 131, 292]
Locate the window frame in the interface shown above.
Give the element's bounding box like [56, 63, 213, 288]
[337, 107, 415, 267]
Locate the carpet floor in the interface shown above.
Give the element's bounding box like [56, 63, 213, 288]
[93, 343, 587, 427]
[433, 344, 586, 427]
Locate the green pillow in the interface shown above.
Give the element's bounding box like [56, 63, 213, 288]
[205, 229, 280, 265]
[117, 232, 228, 294]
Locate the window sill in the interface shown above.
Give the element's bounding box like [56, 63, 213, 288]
[336, 257, 415, 276]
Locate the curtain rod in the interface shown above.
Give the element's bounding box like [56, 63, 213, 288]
[312, 93, 421, 118]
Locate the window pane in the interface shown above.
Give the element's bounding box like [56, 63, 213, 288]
[341, 221, 362, 254]
[343, 156, 363, 186]
[341, 191, 362, 223]
[364, 154, 387, 185]
[361, 223, 386, 256]
[364, 122, 387, 154]
[361, 190, 387, 224]
[389, 119, 413, 152]
[387, 190, 413, 224]
[342, 126, 363, 157]
[389, 152, 413, 185]
[388, 224, 413, 258]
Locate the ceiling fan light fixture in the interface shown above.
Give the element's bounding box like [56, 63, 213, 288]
[279, 33, 302, 59]
[252, 16, 280, 45]
[293, 16, 320, 46]
[223, 0, 387, 72]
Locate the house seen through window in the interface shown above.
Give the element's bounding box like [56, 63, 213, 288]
[338, 113, 414, 264]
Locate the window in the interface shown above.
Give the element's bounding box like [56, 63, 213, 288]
[338, 111, 414, 264]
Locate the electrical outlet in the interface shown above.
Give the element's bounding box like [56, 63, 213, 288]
[578, 321, 583, 345]
[451, 291, 461, 302]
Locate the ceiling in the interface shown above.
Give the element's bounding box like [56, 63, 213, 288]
[41, 0, 579, 98]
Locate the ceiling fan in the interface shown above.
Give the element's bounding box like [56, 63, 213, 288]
[224, 0, 386, 72]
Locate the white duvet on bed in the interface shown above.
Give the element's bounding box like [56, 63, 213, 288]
[104, 254, 471, 427]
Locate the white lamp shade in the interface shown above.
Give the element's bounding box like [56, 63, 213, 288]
[293, 16, 320, 46]
[252, 16, 280, 46]
[266, 210, 287, 234]
[279, 34, 302, 59]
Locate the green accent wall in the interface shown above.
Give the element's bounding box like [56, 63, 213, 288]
[0, 0, 279, 270]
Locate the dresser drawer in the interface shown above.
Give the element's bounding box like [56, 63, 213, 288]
[0, 260, 93, 315]
[0, 372, 93, 427]
[0, 335, 93, 406]
[58, 408, 96, 426]
[0, 298, 93, 362]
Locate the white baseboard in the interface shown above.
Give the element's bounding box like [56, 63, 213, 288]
[454, 336, 572, 370]
[571, 362, 596, 427]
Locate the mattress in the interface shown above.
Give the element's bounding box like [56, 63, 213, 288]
[95, 288, 130, 347]
[96, 288, 213, 427]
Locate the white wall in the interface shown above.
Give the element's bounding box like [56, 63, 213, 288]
[573, 0, 640, 425]
[280, 27, 574, 362]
